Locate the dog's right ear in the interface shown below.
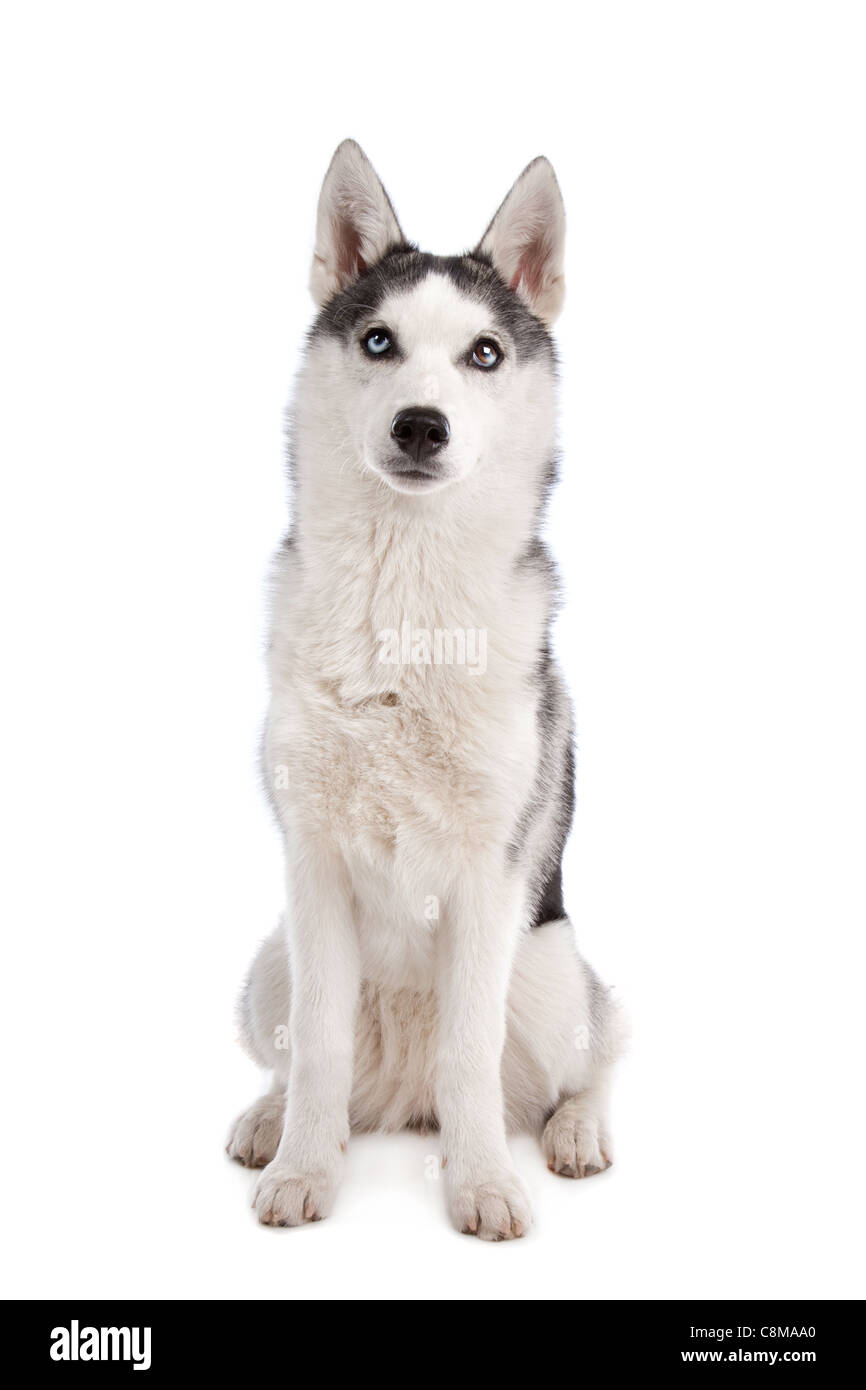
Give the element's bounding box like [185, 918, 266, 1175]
[310, 140, 405, 306]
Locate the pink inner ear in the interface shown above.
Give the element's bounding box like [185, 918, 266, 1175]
[511, 236, 548, 300]
[336, 218, 366, 283]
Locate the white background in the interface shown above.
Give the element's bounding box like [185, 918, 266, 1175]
[1, 1, 864, 1301]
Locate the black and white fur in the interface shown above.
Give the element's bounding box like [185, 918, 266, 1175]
[228, 141, 624, 1239]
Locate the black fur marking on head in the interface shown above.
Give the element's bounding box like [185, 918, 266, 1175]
[310, 246, 554, 362]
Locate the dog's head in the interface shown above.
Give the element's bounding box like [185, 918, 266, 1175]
[300, 141, 565, 497]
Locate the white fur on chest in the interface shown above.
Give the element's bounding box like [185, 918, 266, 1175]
[267, 625, 538, 987]
[264, 515, 543, 987]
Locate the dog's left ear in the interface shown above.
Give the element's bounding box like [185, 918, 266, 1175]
[477, 157, 566, 325]
[310, 140, 405, 306]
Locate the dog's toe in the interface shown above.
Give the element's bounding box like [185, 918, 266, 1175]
[449, 1169, 532, 1241]
[226, 1093, 285, 1169]
[542, 1101, 612, 1179]
[253, 1162, 338, 1227]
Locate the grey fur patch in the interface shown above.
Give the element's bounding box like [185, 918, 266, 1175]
[508, 640, 576, 930]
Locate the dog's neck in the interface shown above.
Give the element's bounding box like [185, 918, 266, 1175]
[285, 444, 553, 703]
[292, 451, 545, 623]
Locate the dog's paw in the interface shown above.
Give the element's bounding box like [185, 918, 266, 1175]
[447, 1168, 533, 1241]
[542, 1102, 612, 1179]
[226, 1093, 285, 1168]
[252, 1160, 339, 1227]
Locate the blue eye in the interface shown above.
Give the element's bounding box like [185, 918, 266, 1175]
[363, 329, 392, 357]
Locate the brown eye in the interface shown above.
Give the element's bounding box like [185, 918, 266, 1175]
[471, 339, 501, 369]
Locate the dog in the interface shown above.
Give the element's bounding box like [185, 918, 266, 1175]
[227, 140, 624, 1239]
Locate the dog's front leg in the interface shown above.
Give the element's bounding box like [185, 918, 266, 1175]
[437, 869, 532, 1240]
[253, 837, 358, 1226]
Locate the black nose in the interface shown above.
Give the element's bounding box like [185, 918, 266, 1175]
[390, 408, 450, 464]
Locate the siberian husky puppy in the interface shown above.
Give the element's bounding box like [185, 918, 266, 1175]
[228, 141, 624, 1239]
